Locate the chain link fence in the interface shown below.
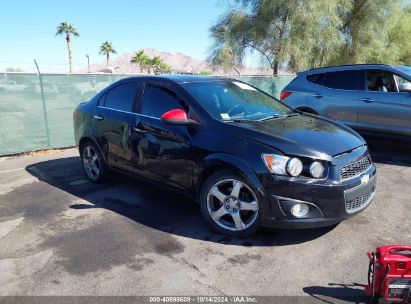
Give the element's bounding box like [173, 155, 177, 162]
[0, 73, 294, 155]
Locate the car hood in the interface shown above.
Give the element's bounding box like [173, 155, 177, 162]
[230, 114, 365, 160]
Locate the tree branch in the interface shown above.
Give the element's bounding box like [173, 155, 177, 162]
[342, 0, 368, 29]
[242, 41, 275, 69]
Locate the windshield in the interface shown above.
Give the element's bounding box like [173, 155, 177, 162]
[396, 66, 411, 76]
[183, 81, 294, 121]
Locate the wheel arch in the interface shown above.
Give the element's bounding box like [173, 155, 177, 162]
[194, 153, 264, 200]
[78, 137, 107, 163]
[296, 107, 318, 114]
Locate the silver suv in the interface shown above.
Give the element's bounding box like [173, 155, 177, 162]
[281, 64, 411, 137]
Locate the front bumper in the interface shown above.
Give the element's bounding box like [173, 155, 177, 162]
[257, 149, 377, 229]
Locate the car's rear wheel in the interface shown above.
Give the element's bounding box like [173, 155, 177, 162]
[80, 141, 108, 183]
[199, 171, 262, 237]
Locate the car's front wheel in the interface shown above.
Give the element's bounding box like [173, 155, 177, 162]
[80, 141, 108, 183]
[199, 171, 262, 237]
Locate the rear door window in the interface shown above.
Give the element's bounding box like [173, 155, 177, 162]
[141, 85, 184, 118]
[104, 82, 139, 112]
[98, 93, 106, 106]
[307, 73, 324, 86]
[323, 71, 363, 90]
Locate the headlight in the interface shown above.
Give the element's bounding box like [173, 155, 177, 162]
[286, 158, 303, 177]
[309, 161, 325, 178]
[262, 154, 289, 175]
[263, 153, 325, 178]
[262, 154, 303, 177]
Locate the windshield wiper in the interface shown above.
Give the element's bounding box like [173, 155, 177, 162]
[225, 113, 300, 123]
[225, 119, 252, 123]
[257, 114, 285, 121]
[257, 113, 299, 122]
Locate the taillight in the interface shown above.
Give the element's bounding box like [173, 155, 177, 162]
[280, 91, 292, 101]
[73, 110, 78, 120]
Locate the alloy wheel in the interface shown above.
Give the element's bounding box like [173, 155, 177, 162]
[82, 145, 100, 179]
[206, 179, 259, 231]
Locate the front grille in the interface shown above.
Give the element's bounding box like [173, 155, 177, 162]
[340, 156, 372, 180]
[345, 190, 374, 213]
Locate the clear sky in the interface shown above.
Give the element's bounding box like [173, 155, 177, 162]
[0, 0, 231, 72]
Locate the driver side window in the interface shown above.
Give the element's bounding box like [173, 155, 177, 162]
[141, 85, 185, 118]
[366, 70, 396, 92]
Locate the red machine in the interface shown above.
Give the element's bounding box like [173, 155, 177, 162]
[365, 245, 411, 302]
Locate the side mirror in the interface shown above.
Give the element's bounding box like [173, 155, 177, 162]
[161, 109, 197, 125]
[399, 83, 411, 93]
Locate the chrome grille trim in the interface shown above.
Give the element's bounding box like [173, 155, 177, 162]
[345, 189, 374, 214]
[340, 156, 372, 180]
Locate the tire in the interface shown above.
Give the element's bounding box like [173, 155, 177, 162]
[199, 170, 263, 237]
[80, 141, 108, 183]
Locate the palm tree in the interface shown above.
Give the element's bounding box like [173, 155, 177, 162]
[130, 50, 149, 73]
[150, 56, 162, 69]
[55, 22, 79, 73]
[149, 56, 171, 74]
[99, 41, 116, 67]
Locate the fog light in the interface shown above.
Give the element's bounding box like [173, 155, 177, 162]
[290, 203, 309, 218]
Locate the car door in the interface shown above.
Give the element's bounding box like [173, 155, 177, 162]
[130, 81, 196, 191]
[357, 70, 411, 136]
[93, 80, 142, 172]
[306, 70, 363, 127]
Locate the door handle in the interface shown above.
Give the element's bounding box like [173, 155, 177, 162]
[133, 127, 147, 134]
[312, 94, 323, 99]
[94, 115, 104, 121]
[360, 97, 374, 103]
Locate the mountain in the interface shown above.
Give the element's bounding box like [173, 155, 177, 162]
[84, 48, 284, 75]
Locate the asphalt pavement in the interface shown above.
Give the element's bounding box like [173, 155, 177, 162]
[0, 144, 410, 302]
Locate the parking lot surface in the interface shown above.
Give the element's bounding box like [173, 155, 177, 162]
[0, 144, 410, 301]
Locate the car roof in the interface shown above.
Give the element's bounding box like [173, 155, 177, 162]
[298, 64, 398, 76]
[117, 74, 231, 84]
[158, 74, 229, 83]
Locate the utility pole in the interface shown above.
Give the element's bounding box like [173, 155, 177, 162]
[85, 54, 90, 73]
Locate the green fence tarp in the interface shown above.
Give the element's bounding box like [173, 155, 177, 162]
[235, 76, 294, 100]
[0, 74, 294, 155]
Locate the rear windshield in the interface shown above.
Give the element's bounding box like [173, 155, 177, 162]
[183, 81, 293, 121]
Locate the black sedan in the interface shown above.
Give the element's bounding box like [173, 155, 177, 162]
[73, 75, 376, 236]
